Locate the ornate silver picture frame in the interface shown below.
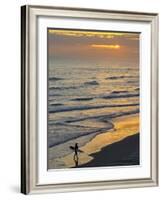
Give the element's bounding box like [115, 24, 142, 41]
[21, 5, 158, 194]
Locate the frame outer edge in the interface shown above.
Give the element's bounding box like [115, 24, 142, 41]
[21, 5, 29, 194]
[27, 4, 158, 19]
[21, 5, 159, 194]
[151, 14, 159, 186]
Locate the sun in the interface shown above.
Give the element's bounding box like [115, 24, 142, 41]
[91, 44, 120, 49]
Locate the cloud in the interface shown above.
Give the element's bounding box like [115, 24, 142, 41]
[48, 29, 135, 39]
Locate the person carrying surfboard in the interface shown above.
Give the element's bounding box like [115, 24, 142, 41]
[69, 143, 84, 163]
[69, 143, 85, 167]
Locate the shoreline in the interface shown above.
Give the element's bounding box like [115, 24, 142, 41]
[49, 113, 139, 168]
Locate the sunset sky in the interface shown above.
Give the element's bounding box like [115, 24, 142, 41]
[48, 29, 139, 67]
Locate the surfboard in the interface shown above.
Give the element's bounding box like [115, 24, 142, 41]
[69, 146, 84, 153]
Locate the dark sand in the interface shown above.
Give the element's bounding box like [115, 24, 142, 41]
[78, 133, 139, 168]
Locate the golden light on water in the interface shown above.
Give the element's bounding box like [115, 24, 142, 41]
[58, 114, 139, 168]
[91, 44, 120, 49]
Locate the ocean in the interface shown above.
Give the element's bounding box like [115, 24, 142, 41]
[48, 63, 139, 168]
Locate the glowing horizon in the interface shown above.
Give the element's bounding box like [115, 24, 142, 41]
[91, 44, 120, 49]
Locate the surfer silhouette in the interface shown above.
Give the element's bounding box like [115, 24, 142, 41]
[69, 143, 83, 167]
[74, 143, 79, 157]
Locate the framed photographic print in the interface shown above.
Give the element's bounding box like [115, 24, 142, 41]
[21, 5, 159, 194]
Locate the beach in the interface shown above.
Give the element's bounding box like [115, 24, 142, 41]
[80, 133, 139, 167]
[49, 113, 139, 168]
